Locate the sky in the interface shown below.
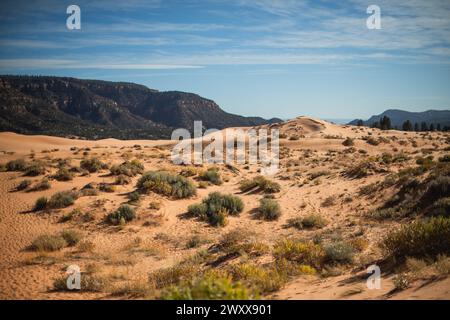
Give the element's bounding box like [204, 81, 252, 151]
[0, 0, 449, 120]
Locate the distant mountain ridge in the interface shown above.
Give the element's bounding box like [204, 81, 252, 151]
[0, 75, 281, 140]
[349, 109, 450, 128]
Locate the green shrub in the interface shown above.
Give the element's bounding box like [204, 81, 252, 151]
[128, 191, 140, 203]
[60, 230, 83, 246]
[6, 159, 27, 171]
[258, 198, 281, 220]
[110, 160, 144, 177]
[30, 234, 67, 251]
[188, 192, 244, 227]
[161, 272, 254, 300]
[24, 162, 45, 176]
[47, 191, 78, 209]
[17, 179, 31, 191]
[53, 168, 74, 181]
[288, 214, 327, 230]
[80, 158, 107, 173]
[30, 178, 51, 191]
[324, 241, 354, 264]
[137, 171, 196, 199]
[231, 263, 286, 294]
[381, 217, 450, 260]
[108, 204, 136, 224]
[198, 168, 222, 185]
[33, 197, 48, 211]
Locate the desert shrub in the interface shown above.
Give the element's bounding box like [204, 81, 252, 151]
[16, 179, 31, 191]
[80, 158, 107, 173]
[53, 168, 74, 181]
[29, 178, 51, 192]
[289, 135, 300, 141]
[366, 137, 379, 146]
[429, 197, 450, 217]
[30, 234, 67, 251]
[149, 263, 200, 289]
[47, 190, 78, 209]
[308, 170, 330, 180]
[198, 168, 222, 185]
[231, 263, 286, 294]
[324, 241, 354, 264]
[110, 160, 144, 177]
[198, 181, 208, 189]
[128, 191, 140, 203]
[137, 171, 196, 199]
[239, 176, 281, 193]
[24, 162, 45, 176]
[208, 208, 228, 227]
[258, 198, 281, 220]
[381, 217, 450, 260]
[33, 197, 48, 211]
[161, 272, 254, 300]
[180, 167, 197, 177]
[99, 183, 116, 193]
[187, 203, 208, 219]
[6, 159, 27, 171]
[188, 192, 243, 227]
[273, 239, 324, 268]
[114, 174, 131, 185]
[288, 214, 327, 230]
[420, 176, 450, 205]
[149, 201, 161, 210]
[321, 196, 336, 207]
[342, 137, 354, 146]
[60, 230, 83, 246]
[107, 204, 136, 225]
[53, 274, 108, 292]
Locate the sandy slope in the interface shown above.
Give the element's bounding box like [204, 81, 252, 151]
[0, 118, 449, 300]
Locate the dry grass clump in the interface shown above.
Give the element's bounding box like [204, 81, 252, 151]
[53, 274, 109, 292]
[110, 160, 144, 176]
[5, 158, 27, 171]
[287, 214, 327, 230]
[47, 190, 79, 209]
[23, 161, 46, 176]
[80, 157, 108, 173]
[342, 137, 354, 146]
[198, 167, 223, 185]
[29, 178, 51, 192]
[16, 179, 31, 191]
[30, 234, 67, 251]
[53, 168, 74, 181]
[239, 176, 281, 194]
[381, 216, 450, 260]
[137, 171, 196, 199]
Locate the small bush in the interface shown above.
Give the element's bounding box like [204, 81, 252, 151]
[16, 179, 31, 191]
[198, 168, 222, 185]
[6, 159, 27, 171]
[128, 191, 140, 203]
[110, 160, 144, 177]
[80, 158, 107, 173]
[107, 204, 136, 225]
[60, 230, 83, 246]
[24, 162, 45, 176]
[99, 183, 116, 193]
[47, 191, 78, 209]
[137, 171, 196, 199]
[30, 178, 51, 191]
[114, 174, 131, 185]
[324, 241, 354, 264]
[258, 198, 281, 220]
[381, 217, 450, 260]
[321, 196, 336, 207]
[188, 192, 244, 227]
[239, 176, 281, 194]
[53, 168, 74, 181]
[273, 239, 324, 268]
[30, 234, 67, 251]
[231, 263, 286, 294]
[53, 274, 109, 292]
[33, 197, 48, 211]
[288, 214, 327, 230]
[429, 197, 450, 217]
[161, 272, 254, 300]
[342, 137, 354, 146]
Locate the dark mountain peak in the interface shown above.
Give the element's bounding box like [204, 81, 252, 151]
[0, 75, 281, 140]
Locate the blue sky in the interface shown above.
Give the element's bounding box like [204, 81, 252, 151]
[0, 0, 449, 120]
